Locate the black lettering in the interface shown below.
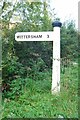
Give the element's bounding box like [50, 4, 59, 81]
[39, 35, 42, 38]
[28, 35, 30, 38]
[17, 36, 20, 38]
[47, 35, 49, 38]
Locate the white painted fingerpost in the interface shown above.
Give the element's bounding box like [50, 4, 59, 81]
[51, 21, 62, 94]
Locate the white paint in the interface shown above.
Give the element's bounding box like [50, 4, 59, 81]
[15, 32, 54, 41]
[15, 25, 61, 94]
[52, 27, 60, 94]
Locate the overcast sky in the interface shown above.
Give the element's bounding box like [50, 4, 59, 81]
[0, 0, 79, 28]
[50, 0, 79, 28]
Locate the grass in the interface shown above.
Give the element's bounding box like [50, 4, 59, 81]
[1, 65, 78, 118]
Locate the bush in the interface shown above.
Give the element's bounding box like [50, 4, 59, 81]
[2, 55, 26, 84]
[2, 78, 27, 99]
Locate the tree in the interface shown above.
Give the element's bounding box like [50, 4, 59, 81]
[2, 1, 53, 85]
[61, 20, 78, 60]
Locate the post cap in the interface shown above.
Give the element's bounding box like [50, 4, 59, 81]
[52, 21, 62, 27]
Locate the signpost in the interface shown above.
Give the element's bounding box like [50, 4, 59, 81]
[15, 21, 62, 94]
[15, 32, 54, 41]
[52, 21, 62, 94]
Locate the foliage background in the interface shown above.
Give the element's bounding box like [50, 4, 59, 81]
[0, 0, 78, 119]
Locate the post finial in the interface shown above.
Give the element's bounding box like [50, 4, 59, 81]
[52, 21, 62, 28]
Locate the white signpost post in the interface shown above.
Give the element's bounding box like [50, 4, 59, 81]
[15, 21, 62, 94]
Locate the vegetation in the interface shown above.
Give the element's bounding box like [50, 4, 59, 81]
[0, 0, 78, 119]
[2, 65, 78, 118]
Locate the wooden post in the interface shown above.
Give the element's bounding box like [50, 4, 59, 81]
[51, 21, 62, 94]
[15, 21, 62, 94]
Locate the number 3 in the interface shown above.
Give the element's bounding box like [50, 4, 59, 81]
[47, 35, 49, 38]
